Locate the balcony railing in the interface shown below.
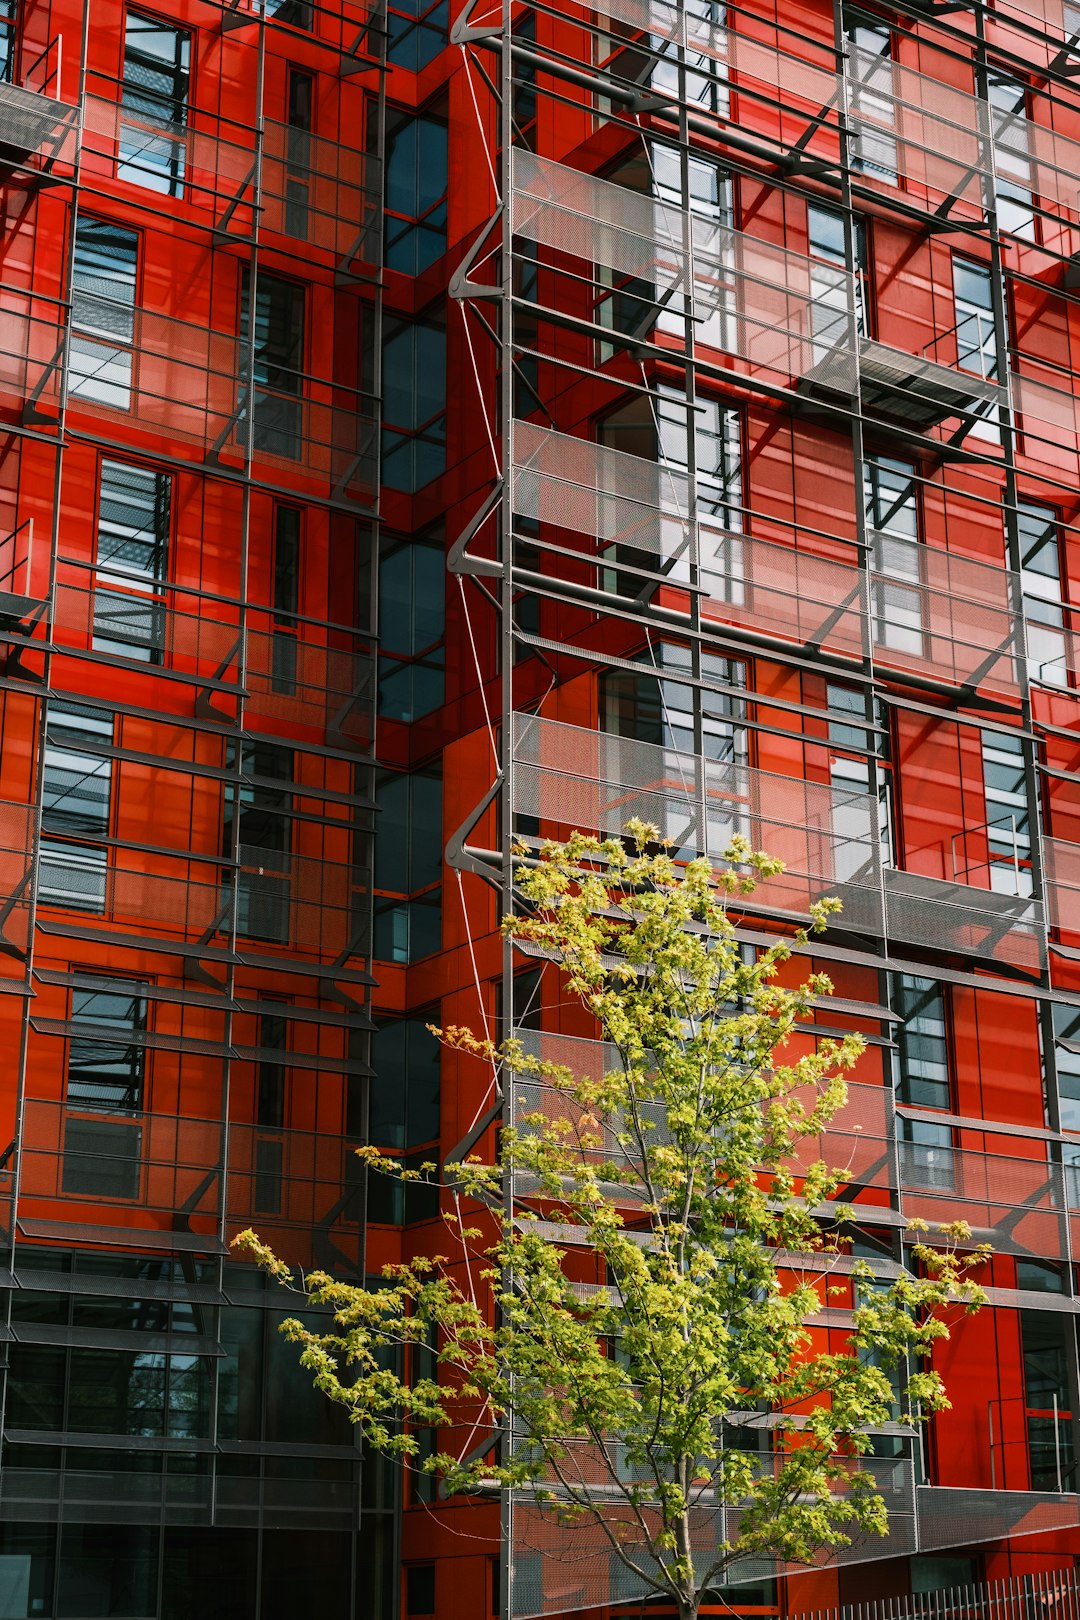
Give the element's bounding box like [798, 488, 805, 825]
[512, 419, 1062, 705]
[510, 1029, 897, 1202]
[48, 581, 375, 749]
[0, 295, 377, 505]
[16, 1099, 364, 1250]
[32, 840, 371, 968]
[80, 96, 380, 271]
[513, 712, 887, 935]
[513, 714, 1047, 969]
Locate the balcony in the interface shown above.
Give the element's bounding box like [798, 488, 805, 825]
[0, 38, 79, 177]
[513, 712, 885, 935]
[15, 1099, 363, 1263]
[510, 1029, 897, 1211]
[48, 580, 375, 751]
[80, 96, 380, 275]
[512, 151, 1009, 440]
[5, 296, 377, 507]
[512, 417, 1037, 703]
[800, 336, 1004, 430]
[513, 714, 1047, 969]
[31, 839, 371, 975]
[898, 1140, 1069, 1258]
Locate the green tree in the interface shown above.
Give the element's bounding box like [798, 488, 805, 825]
[237, 824, 986, 1620]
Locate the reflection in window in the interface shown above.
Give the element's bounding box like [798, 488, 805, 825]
[845, 17, 898, 183]
[373, 766, 442, 963]
[70, 216, 138, 409]
[93, 458, 170, 663]
[240, 271, 306, 460]
[865, 456, 923, 657]
[601, 645, 747, 857]
[1020, 501, 1069, 688]
[387, 0, 447, 69]
[382, 322, 446, 492]
[40, 702, 112, 913]
[807, 202, 867, 362]
[1050, 1002, 1080, 1133]
[1021, 1311, 1076, 1490]
[224, 740, 294, 943]
[377, 534, 445, 720]
[120, 12, 190, 196]
[385, 112, 448, 275]
[370, 1018, 441, 1150]
[67, 984, 146, 1112]
[981, 729, 1032, 895]
[988, 71, 1035, 240]
[892, 973, 950, 1109]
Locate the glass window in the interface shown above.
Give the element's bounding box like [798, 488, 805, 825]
[1050, 1002, 1080, 1132]
[988, 71, 1035, 240]
[62, 1115, 142, 1197]
[67, 984, 146, 1112]
[265, 0, 313, 25]
[0, 1527, 54, 1618]
[370, 1018, 441, 1149]
[650, 0, 729, 116]
[900, 1115, 956, 1192]
[377, 535, 445, 721]
[382, 322, 446, 493]
[981, 729, 1031, 895]
[387, 0, 447, 70]
[0, 0, 17, 86]
[70, 216, 138, 408]
[1020, 501, 1069, 688]
[1016, 1258, 1066, 1293]
[807, 203, 867, 358]
[892, 973, 950, 1109]
[224, 740, 294, 943]
[40, 702, 112, 914]
[601, 645, 747, 763]
[911, 1558, 979, 1596]
[864, 456, 924, 657]
[120, 12, 191, 196]
[845, 16, 898, 182]
[952, 257, 998, 380]
[58, 1524, 158, 1619]
[93, 458, 170, 663]
[1021, 1311, 1075, 1489]
[373, 767, 442, 964]
[240, 271, 306, 460]
[825, 683, 893, 872]
[385, 113, 448, 275]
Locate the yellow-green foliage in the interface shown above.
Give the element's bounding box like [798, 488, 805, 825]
[235, 823, 987, 1620]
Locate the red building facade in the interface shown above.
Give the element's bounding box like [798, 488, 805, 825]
[372, 0, 1080, 1608]
[4, 0, 1080, 1614]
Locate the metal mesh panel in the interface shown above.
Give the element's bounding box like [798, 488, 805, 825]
[511, 149, 687, 293]
[509, 1456, 915, 1618]
[16, 1102, 359, 1252]
[898, 1143, 1069, 1259]
[699, 529, 865, 658]
[512, 421, 690, 554]
[0, 78, 79, 169]
[82, 94, 258, 234]
[1043, 835, 1080, 935]
[512, 714, 885, 935]
[511, 1029, 895, 1191]
[868, 538, 1022, 697]
[883, 866, 1046, 972]
[914, 1485, 1080, 1550]
[511, 152, 849, 383]
[845, 46, 991, 209]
